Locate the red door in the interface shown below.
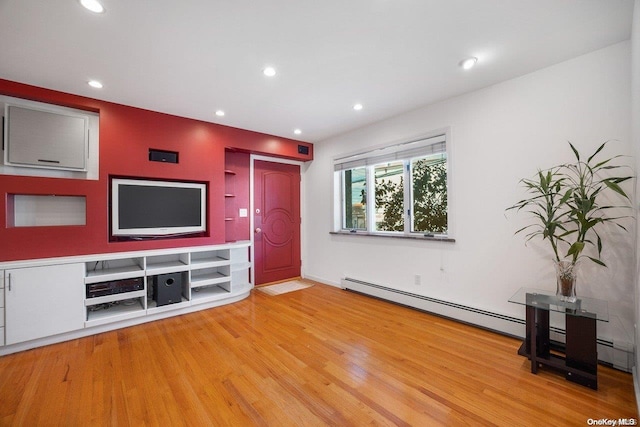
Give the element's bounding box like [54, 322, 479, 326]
[254, 160, 301, 285]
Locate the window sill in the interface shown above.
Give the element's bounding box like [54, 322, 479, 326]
[329, 231, 455, 242]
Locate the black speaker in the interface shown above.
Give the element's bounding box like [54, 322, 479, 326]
[149, 149, 179, 164]
[297, 145, 309, 155]
[153, 273, 183, 306]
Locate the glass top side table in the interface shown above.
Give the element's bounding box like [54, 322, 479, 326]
[509, 287, 609, 321]
[508, 287, 608, 389]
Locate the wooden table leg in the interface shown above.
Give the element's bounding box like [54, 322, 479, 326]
[565, 313, 598, 389]
[527, 305, 537, 373]
[526, 305, 550, 374]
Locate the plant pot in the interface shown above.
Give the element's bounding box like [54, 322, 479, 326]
[555, 260, 578, 302]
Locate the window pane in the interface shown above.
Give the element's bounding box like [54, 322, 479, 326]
[343, 168, 367, 229]
[411, 153, 447, 234]
[374, 161, 404, 232]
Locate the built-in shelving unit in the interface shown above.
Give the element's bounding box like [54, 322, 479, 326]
[224, 167, 237, 242]
[0, 241, 252, 355]
[82, 245, 248, 325]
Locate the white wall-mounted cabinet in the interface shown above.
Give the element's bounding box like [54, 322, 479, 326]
[5, 105, 88, 171]
[0, 95, 99, 180]
[0, 241, 252, 355]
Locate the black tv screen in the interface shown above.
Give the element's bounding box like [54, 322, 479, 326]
[112, 178, 207, 237]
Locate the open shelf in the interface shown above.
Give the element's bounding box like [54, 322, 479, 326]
[85, 289, 146, 306]
[191, 249, 230, 261]
[190, 284, 231, 305]
[224, 153, 238, 243]
[9, 194, 86, 227]
[191, 270, 230, 288]
[191, 250, 230, 269]
[85, 258, 144, 283]
[146, 253, 189, 275]
[147, 298, 191, 315]
[85, 297, 145, 327]
[146, 260, 189, 275]
[191, 257, 230, 270]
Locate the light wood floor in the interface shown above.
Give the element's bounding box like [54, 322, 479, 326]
[0, 282, 636, 426]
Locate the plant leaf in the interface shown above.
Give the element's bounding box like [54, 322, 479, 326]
[587, 256, 607, 267]
[603, 179, 630, 200]
[587, 141, 607, 163]
[566, 241, 585, 257]
[568, 141, 580, 161]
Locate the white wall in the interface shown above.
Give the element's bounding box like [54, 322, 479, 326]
[631, 0, 640, 398]
[303, 41, 634, 348]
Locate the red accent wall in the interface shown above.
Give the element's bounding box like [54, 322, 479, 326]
[0, 79, 313, 261]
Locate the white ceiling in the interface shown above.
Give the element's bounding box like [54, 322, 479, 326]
[0, 0, 634, 143]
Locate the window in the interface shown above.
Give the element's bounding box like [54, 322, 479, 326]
[342, 167, 367, 230]
[334, 133, 448, 237]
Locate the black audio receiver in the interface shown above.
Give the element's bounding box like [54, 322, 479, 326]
[86, 277, 144, 298]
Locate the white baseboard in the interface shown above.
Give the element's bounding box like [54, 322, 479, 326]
[634, 366, 640, 415]
[302, 274, 342, 288]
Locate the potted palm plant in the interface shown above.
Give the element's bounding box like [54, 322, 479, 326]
[507, 141, 631, 302]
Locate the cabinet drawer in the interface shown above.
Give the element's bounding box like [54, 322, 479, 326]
[0, 327, 4, 345]
[0, 289, 4, 307]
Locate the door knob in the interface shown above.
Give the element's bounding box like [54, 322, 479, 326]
[255, 227, 262, 234]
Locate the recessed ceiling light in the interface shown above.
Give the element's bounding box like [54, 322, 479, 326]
[79, 0, 105, 13]
[215, 110, 225, 117]
[353, 103, 363, 111]
[263, 67, 277, 77]
[294, 129, 302, 135]
[87, 80, 103, 89]
[459, 57, 478, 70]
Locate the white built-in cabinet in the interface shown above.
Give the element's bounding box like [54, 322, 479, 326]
[0, 271, 4, 345]
[4, 264, 85, 345]
[0, 241, 251, 354]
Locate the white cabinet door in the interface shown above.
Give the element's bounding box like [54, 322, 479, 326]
[0, 269, 4, 346]
[5, 263, 84, 345]
[6, 105, 88, 171]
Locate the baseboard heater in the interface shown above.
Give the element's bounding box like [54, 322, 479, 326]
[342, 277, 524, 333]
[340, 277, 629, 370]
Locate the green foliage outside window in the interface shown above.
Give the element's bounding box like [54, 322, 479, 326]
[412, 157, 447, 233]
[374, 157, 447, 233]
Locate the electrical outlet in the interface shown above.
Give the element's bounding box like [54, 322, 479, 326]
[414, 274, 421, 285]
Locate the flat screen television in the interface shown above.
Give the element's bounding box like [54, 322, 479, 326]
[111, 178, 207, 238]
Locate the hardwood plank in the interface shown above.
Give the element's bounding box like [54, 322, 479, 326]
[0, 282, 636, 426]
